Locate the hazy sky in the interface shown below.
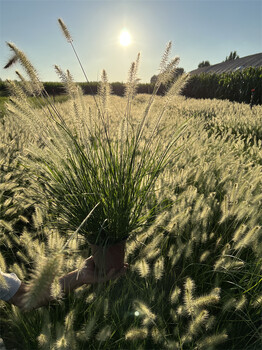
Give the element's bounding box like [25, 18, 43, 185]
[0, 0, 261, 83]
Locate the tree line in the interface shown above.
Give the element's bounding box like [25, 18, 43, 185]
[197, 51, 240, 69]
[1, 53, 260, 105]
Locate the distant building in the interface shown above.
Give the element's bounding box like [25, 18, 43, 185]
[190, 53, 262, 75]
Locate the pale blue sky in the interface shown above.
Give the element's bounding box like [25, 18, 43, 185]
[0, 0, 261, 83]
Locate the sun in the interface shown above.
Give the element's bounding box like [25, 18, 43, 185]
[119, 30, 131, 46]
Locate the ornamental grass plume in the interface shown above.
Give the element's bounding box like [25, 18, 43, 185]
[58, 18, 73, 43]
[134, 258, 150, 278]
[6, 42, 43, 95]
[184, 277, 196, 316]
[170, 286, 181, 305]
[22, 253, 63, 310]
[151, 326, 163, 344]
[153, 256, 164, 280]
[188, 309, 209, 337]
[192, 291, 220, 310]
[133, 300, 156, 322]
[125, 327, 148, 340]
[76, 318, 97, 341]
[96, 325, 111, 342]
[196, 332, 228, 349]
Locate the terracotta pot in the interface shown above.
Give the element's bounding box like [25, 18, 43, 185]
[90, 240, 126, 274]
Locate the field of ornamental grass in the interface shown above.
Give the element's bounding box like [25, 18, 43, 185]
[0, 93, 262, 349]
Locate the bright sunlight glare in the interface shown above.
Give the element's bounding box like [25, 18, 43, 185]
[119, 30, 131, 46]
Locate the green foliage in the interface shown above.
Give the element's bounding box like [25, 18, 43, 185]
[183, 67, 262, 104]
[0, 81, 162, 97]
[43, 81, 161, 97]
[43, 82, 65, 95]
[0, 65, 261, 105]
[183, 73, 220, 100]
[150, 75, 158, 84]
[198, 61, 211, 68]
[150, 67, 185, 92]
[225, 51, 239, 61]
[218, 67, 262, 104]
[0, 81, 9, 97]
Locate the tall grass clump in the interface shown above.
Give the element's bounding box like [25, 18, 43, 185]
[4, 19, 189, 247]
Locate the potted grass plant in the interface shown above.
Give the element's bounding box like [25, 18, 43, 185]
[4, 19, 189, 274]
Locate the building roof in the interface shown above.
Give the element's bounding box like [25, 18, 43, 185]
[190, 53, 262, 75]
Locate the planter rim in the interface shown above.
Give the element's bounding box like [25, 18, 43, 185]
[88, 235, 128, 247]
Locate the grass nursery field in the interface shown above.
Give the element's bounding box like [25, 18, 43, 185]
[0, 92, 262, 349]
[0, 18, 261, 350]
[0, 95, 69, 120]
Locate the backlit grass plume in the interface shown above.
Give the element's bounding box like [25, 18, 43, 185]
[58, 18, 73, 43]
[6, 42, 43, 95]
[22, 253, 63, 310]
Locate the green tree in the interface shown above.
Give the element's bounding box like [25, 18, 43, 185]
[198, 61, 211, 68]
[150, 68, 184, 84]
[150, 75, 158, 84]
[225, 51, 239, 61]
[173, 67, 185, 79]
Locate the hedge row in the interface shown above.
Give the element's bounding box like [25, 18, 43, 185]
[1, 67, 261, 104]
[183, 67, 262, 105]
[78, 82, 164, 96]
[0, 81, 162, 97]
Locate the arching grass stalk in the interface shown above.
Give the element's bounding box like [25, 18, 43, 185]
[58, 18, 99, 105]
